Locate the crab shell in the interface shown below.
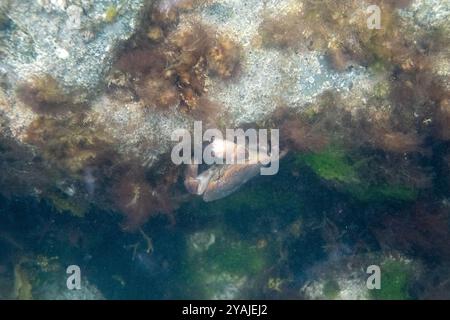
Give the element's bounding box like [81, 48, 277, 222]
[184, 138, 275, 202]
[201, 162, 263, 202]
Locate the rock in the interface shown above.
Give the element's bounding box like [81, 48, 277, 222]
[184, 227, 274, 299]
[88, 95, 191, 167]
[85, 0, 373, 166]
[35, 276, 105, 300]
[301, 253, 420, 300]
[0, 0, 448, 203]
[401, 0, 450, 31]
[191, 0, 371, 125]
[86, 0, 449, 166]
[0, 0, 149, 95]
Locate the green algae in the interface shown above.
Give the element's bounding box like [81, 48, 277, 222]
[371, 259, 414, 300]
[104, 6, 119, 23]
[47, 192, 88, 218]
[181, 226, 276, 299]
[372, 80, 391, 99]
[323, 278, 340, 299]
[297, 146, 359, 185]
[204, 240, 268, 276]
[296, 146, 418, 203]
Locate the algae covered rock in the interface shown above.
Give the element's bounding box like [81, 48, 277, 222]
[301, 253, 420, 300]
[183, 227, 276, 299]
[9, 255, 104, 300]
[295, 146, 420, 203]
[0, 0, 148, 94]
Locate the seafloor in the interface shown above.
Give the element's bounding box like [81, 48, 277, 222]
[0, 0, 449, 299]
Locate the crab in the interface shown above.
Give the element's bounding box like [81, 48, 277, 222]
[184, 138, 276, 202]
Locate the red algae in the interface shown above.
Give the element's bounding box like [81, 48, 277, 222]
[112, 2, 242, 114]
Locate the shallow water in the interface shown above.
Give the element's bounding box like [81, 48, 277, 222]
[0, 0, 449, 300]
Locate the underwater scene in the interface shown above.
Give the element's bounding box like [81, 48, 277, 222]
[0, 0, 449, 300]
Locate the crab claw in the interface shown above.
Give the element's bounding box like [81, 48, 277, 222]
[184, 164, 200, 194]
[184, 164, 215, 195]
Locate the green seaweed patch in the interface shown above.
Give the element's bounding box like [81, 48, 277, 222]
[296, 146, 360, 185]
[371, 259, 414, 300]
[181, 229, 276, 299]
[323, 278, 340, 299]
[204, 240, 269, 276]
[296, 146, 418, 203]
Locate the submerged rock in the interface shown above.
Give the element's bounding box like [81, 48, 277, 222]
[1, 0, 447, 163]
[84, 0, 373, 166]
[0, 0, 448, 216]
[0, 0, 148, 94]
[83, 0, 450, 165]
[301, 253, 421, 300]
[184, 227, 275, 299]
[194, 0, 371, 124]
